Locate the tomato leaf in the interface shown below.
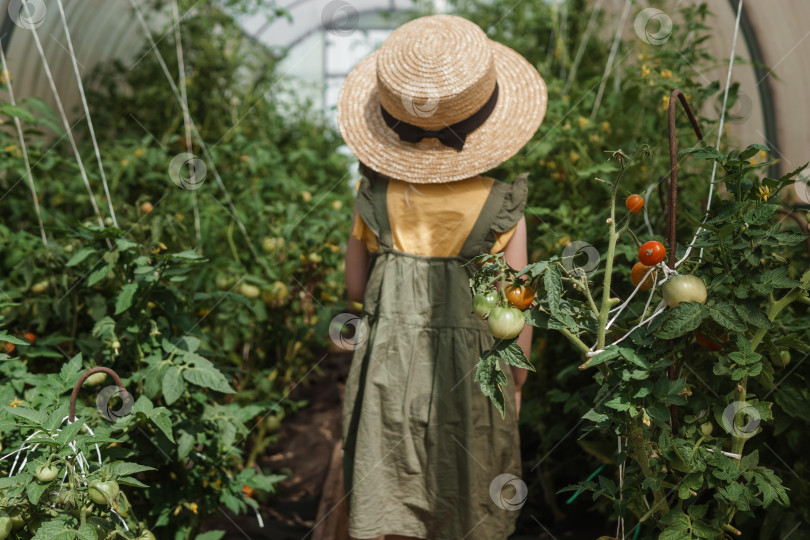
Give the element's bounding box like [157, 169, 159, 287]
[496, 339, 535, 371]
[544, 265, 562, 315]
[707, 300, 747, 332]
[114, 282, 138, 315]
[655, 303, 706, 339]
[162, 366, 185, 405]
[474, 352, 506, 417]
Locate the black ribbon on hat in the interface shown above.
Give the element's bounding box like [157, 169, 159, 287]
[380, 83, 499, 151]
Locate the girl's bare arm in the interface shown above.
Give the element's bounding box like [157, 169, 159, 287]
[345, 202, 370, 305]
[502, 216, 532, 414]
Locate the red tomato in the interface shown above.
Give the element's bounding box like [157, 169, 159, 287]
[630, 262, 657, 291]
[626, 194, 644, 213]
[638, 241, 666, 266]
[695, 332, 728, 351]
[505, 284, 535, 310]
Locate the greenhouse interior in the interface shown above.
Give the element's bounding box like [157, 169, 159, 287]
[1, 0, 809, 539]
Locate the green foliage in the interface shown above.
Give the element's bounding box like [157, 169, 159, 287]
[0, 1, 350, 537]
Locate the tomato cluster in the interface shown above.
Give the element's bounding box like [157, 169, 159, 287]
[472, 282, 535, 340]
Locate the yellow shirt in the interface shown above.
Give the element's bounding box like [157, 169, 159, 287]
[351, 176, 518, 257]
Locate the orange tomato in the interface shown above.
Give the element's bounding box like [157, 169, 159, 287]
[626, 194, 644, 213]
[2, 342, 15, 355]
[242, 485, 254, 498]
[630, 262, 657, 291]
[23, 332, 36, 344]
[505, 284, 535, 310]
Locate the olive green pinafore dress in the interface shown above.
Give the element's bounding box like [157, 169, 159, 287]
[342, 174, 528, 540]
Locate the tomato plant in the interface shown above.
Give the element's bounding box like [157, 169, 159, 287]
[638, 240, 666, 266]
[625, 194, 644, 213]
[469, 144, 809, 537]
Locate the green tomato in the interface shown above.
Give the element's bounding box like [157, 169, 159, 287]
[87, 516, 116, 539]
[472, 291, 498, 319]
[487, 306, 525, 340]
[68, 502, 94, 519]
[216, 275, 235, 290]
[700, 422, 713, 436]
[773, 350, 791, 368]
[140, 531, 157, 540]
[8, 508, 24, 531]
[239, 283, 261, 299]
[0, 511, 11, 540]
[661, 275, 707, 308]
[36, 464, 58, 483]
[88, 480, 120, 505]
[263, 414, 283, 433]
[84, 372, 107, 386]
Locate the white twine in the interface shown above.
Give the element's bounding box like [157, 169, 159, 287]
[680, 0, 744, 267]
[128, 0, 265, 269]
[0, 43, 47, 245]
[564, 0, 606, 94]
[55, 0, 118, 229]
[24, 2, 105, 228]
[171, 0, 202, 244]
[591, 0, 632, 120]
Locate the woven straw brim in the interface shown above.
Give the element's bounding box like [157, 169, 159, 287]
[337, 41, 547, 184]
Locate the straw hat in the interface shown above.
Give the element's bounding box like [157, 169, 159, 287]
[337, 14, 547, 184]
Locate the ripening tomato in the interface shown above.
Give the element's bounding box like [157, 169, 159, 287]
[630, 262, 657, 291]
[695, 332, 728, 351]
[472, 291, 499, 319]
[662, 275, 707, 308]
[2, 342, 14, 355]
[638, 241, 666, 266]
[626, 194, 644, 213]
[505, 284, 535, 310]
[487, 306, 525, 340]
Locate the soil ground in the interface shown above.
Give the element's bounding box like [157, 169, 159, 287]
[203, 352, 607, 540]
